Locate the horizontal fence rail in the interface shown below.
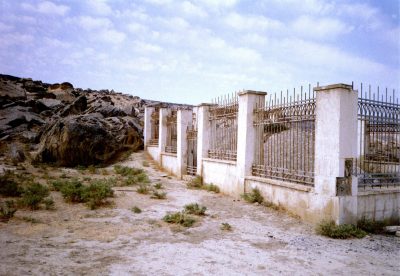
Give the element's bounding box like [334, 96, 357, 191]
[165, 110, 177, 154]
[149, 107, 159, 146]
[253, 85, 316, 186]
[208, 93, 238, 161]
[355, 83, 399, 188]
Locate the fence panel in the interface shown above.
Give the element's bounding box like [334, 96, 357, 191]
[187, 113, 197, 175]
[208, 93, 238, 161]
[149, 107, 159, 146]
[165, 110, 177, 154]
[252, 86, 316, 186]
[355, 84, 399, 189]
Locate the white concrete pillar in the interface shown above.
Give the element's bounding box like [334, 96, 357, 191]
[159, 108, 169, 154]
[314, 84, 358, 224]
[144, 106, 154, 149]
[196, 103, 214, 176]
[237, 90, 267, 192]
[177, 109, 193, 178]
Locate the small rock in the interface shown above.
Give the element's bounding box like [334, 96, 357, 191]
[396, 231, 400, 237]
[384, 226, 400, 233]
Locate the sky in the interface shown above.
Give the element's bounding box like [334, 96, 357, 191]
[0, 0, 399, 104]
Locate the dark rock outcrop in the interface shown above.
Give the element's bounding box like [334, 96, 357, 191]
[35, 113, 142, 166]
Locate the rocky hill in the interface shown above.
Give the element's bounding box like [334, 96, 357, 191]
[0, 74, 191, 167]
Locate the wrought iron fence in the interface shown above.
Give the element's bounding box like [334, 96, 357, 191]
[355, 83, 399, 189]
[165, 110, 177, 154]
[149, 107, 159, 146]
[208, 93, 238, 161]
[252, 85, 316, 186]
[186, 113, 197, 175]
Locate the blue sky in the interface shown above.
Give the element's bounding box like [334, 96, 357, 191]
[0, 0, 399, 104]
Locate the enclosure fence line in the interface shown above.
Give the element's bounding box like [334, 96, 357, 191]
[208, 92, 238, 161]
[252, 85, 316, 186]
[355, 83, 399, 189]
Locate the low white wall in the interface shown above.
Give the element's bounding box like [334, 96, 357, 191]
[202, 158, 241, 196]
[244, 176, 344, 224]
[147, 146, 160, 163]
[357, 189, 400, 222]
[161, 152, 179, 176]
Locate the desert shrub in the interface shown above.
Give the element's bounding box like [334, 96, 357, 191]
[204, 184, 220, 193]
[221, 222, 232, 231]
[22, 216, 41, 224]
[316, 220, 367, 239]
[357, 217, 386, 234]
[101, 169, 109, 176]
[59, 179, 85, 202]
[163, 212, 196, 227]
[263, 200, 283, 211]
[151, 191, 167, 199]
[0, 171, 22, 197]
[136, 172, 150, 183]
[142, 161, 149, 167]
[154, 183, 163, 189]
[0, 200, 17, 222]
[136, 184, 150, 194]
[186, 176, 203, 189]
[76, 165, 87, 171]
[242, 188, 264, 204]
[81, 180, 114, 209]
[184, 203, 207, 216]
[114, 165, 143, 177]
[43, 197, 55, 210]
[87, 165, 97, 174]
[20, 183, 49, 210]
[131, 206, 142, 213]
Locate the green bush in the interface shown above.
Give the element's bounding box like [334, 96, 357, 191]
[136, 172, 150, 183]
[241, 188, 264, 204]
[221, 222, 232, 231]
[186, 176, 203, 189]
[136, 184, 150, 194]
[151, 190, 167, 199]
[316, 220, 367, 239]
[131, 206, 142, 213]
[43, 197, 55, 210]
[184, 203, 207, 216]
[0, 171, 23, 197]
[114, 165, 143, 177]
[0, 200, 17, 222]
[357, 217, 386, 234]
[154, 183, 163, 189]
[81, 180, 114, 209]
[59, 179, 85, 203]
[20, 183, 50, 210]
[205, 184, 220, 193]
[163, 212, 196, 227]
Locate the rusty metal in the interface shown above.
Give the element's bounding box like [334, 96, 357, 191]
[252, 85, 316, 186]
[149, 107, 159, 146]
[165, 110, 177, 154]
[355, 83, 399, 188]
[208, 93, 238, 161]
[186, 113, 197, 175]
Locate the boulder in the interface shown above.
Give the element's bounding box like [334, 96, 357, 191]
[9, 143, 25, 164]
[38, 98, 63, 109]
[35, 113, 143, 166]
[0, 80, 26, 100]
[0, 106, 45, 128]
[60, 95, 87, 116]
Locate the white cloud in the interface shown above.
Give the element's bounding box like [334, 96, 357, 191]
[77, 16, 112, 31]
[86, 0, 112, 15]
[0, 33, 34, 48]
[292, 15, 353, 39]
[181, 1, 207, 18]
[196, 0, 238, 8]
[135, 42, 163, 53]
[97, 29, 126, 44]
[224, 12, 283, 31]
[21, 1, 70, 16]
[43, 37, 71, 48]
[0, 22, 13, 32]
[127, 22, 148, 33]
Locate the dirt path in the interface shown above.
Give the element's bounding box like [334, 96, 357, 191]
[1, 151, 399, 275]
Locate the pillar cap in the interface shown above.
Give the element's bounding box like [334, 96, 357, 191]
[197, 103, 217, 107]
[238, 90, 267, 96]
[314, 83, 352, 92]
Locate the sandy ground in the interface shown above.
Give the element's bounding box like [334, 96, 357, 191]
[1, 151, 399, 276]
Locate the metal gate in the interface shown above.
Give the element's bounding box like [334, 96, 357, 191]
[186, 114, 197, 175]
